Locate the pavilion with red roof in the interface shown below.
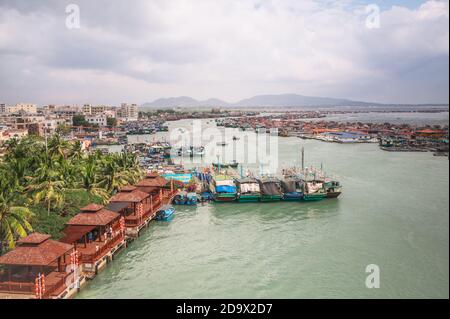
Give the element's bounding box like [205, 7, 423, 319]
[0, 233, 79, 299]
[60, 204, 126, 278]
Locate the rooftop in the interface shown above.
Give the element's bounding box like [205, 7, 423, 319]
[109, 189, 149, 203]
[0, 233, 72, 266]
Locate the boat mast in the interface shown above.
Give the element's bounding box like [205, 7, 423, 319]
[301, 146, 305, 171]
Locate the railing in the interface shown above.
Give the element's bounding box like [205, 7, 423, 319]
[0, 272, 70, 298]
[0, 281, 34, 294]
[81, 232, 124, 264]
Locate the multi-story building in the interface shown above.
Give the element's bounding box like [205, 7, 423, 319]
[6, 103, 37, 114]
[83, 104, 107, 116]
[86, 114, 107, 127]
[117, 103, 138, 121]
[0, 103, 6, 114]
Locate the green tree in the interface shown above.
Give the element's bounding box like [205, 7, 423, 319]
[72, 115, 87, 127]
[107, 117, 117, 127]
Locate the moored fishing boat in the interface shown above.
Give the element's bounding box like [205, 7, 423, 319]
[324, 180, 342, 198]
[257, 177, 283, 202]
[211, 174, 237, 202]
[235, 177, 261, 202]
[303, 180, 327, 201]
[172, 191, 198, 205]
[212, 162, 239, 169]
[280, 177, 304, 201]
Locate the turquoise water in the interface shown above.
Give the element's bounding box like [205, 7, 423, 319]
[81, 121, 449, 299]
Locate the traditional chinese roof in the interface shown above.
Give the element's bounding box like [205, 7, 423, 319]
[0, 233, 72, 266]
[66, 205, 120, 226]
[80, 203, 103, 212]
[60, 225, 97, 244]
[109, 189, 149, 203]
[135, 176, 168, 187]
[120, 185, 137, 192]
[17, 233, 51, 245]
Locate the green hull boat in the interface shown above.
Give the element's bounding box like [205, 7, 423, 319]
[303, 193, 326, 201]
[237, 194, 261, 202]
[260, 195, 282, 202]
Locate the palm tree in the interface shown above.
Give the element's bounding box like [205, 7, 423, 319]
[0, 179, 33, 253]
[79, 160, 110, 203]
[26, 164, 66, 215]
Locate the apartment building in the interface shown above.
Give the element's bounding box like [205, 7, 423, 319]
[86, 114, 107, 127]
[117, 103, 138, 121]
[5, 103, 37, 114]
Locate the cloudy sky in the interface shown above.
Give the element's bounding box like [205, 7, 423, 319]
[0, 0, 448, 105]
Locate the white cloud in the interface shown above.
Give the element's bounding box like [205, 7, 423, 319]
[0, 0, 448, 105]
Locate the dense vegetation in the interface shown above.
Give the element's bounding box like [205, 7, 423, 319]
[0, 135, 143, 254]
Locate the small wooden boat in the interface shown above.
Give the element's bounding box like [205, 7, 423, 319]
[216, 142, 228, 146]
[155, 205, 175, 221]
[173, 192, 198, 205]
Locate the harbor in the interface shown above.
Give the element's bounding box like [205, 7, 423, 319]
[78, 131, 449, 299]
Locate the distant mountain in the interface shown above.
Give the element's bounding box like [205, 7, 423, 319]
[234, 94, 376, 107]
[142, 93, 380, 108]
[142, 96, 230, 108]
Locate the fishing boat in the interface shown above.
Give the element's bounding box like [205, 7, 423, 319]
[324, 180, 342, 198]
[155, 205, 175, 221]
[235, 177, 261, 202]
[257, 177, 283, 202]
[210, 174, 237, 202]
[172, 191, 198, 205]
[212, 162, 239, 169]
[280, 177, 304, 201]
[303, 180, 327, 201]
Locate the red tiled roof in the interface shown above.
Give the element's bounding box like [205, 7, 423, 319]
[0, 234, 73, 266]
[109, 189, 149, 203]
[60, 225, 97, 244]
[80, 203, 103, 212]
[120, 185, 137, 192]
[66, 208, 120, 226]
[135, 176, 168, 187]
[17, 233, 51, 245]
[135, 186, 159, 194]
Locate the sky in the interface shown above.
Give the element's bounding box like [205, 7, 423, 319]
[0, 0, 448, 105]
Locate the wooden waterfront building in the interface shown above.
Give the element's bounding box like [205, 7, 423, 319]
[0, 233, 80, 299]
[60, 204, 126, 279]
[108, 186, 155, 237]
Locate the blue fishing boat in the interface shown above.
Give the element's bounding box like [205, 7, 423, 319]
[281, 177, 304, 201]
[172, 192, 198, 205]
[155, 205, 175, 221]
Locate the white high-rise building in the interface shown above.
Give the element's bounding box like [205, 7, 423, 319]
[117, 103, 138, 121]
